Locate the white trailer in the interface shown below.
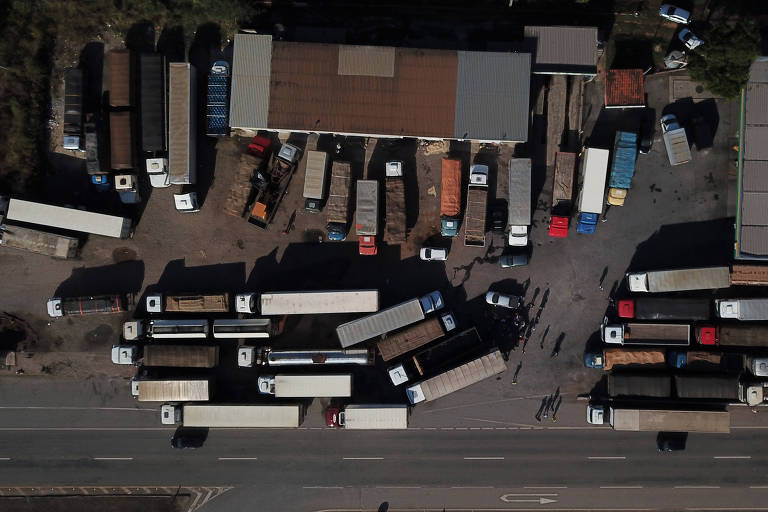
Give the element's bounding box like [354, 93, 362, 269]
[251, 347, 373, 366]
[6, 198, 132, 239]
[168, 63, 197, 185]
[507, 158, 531, 246]
[356, 179, 379, 256]
[132, 379, 209, 402]
[575, 148, 609, 234]
[257, 374, 352, 397]
[587, 406, 730, 433]
[162, 403, 302, 427]
[123, 319, 209, 340]
[236, 290, 380, 315]
[338, 404, 408, 429]
[717, 298, 768, 321]
[303, 150, 328, 212]
[627, 266, 731, 293]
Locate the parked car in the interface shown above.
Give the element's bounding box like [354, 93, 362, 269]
[489, 201, 507, 232]
[659, 4, 691, 24]
[660, 113, 681, 133]
[639, 114, 654, 154]
[678, 28, 704, 50]
[500, 251, 529, 268]
[485, 291, 521, 309]
[420, 247, 448, 261]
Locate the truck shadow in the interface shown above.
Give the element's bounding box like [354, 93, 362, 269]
[53, 260, 145, 298]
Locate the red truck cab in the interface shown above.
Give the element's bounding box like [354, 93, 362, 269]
[696, 326, 718, 345]
[548, 216, 569, 237]
[248, 135, 272, 158]
[359, 236, 377, 256]
[618, 299, 635, 318]
[326, 407, 342, 428]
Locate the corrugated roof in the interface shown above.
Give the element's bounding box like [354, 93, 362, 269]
[108, 50, 131, 107]
[229, 34, 272, 130]
[746, 127, 768, 160]
[742, 192, 768, 225]
[454, 51, 530, 141]
[524, 26, 598, 75]
[746, 83, 768, 124]
[741, 226, 768, 255]
[338, 45, 395, 77]
[743, 161, 768, 191]
[605, 69, 645, 107]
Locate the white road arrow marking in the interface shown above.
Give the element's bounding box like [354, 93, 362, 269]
[500, 493, 558, 504]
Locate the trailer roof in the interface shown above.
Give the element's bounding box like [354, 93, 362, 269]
[578, 148, 609, 213]
[6, 199, 130, 239]
[260, 290, 379, 315]
[508, 158, 532, 225]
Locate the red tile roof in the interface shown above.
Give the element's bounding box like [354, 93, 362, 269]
[604, 69, 645, 107]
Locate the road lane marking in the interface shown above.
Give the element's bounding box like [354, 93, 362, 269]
[342, 457, 383, 460]
[713, 456, 751, 459]
[587, 456, 626, 460]
[750, 486, 768, 489]
[524, 485, 568, 489]
[0, 458, 10, 461]
[303, 486, 344, 489]
[217, 457, 258, 461]
[601, 486, 643, 489]
[500, 494, 558, 504]
[0, 428, 172, 431]
[500, 493, 558, 496]
[463, 456, 504, 460]
[451, 486, 494, 489]
[0, 406, 156, 411]
[92, 457, 133, 461]
[674, 485, 720, 489]
[377, 486, 422, 489]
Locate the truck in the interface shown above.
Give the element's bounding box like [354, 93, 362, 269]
[731, 264, 768, 286]
[236, 290, 379, 315]
[507, 158, 531, 246]
[336, 291, 444, 348]
[205, 61, 229, 136]
[406, 349, 507, 405]
[464, 165, 488, 247]
[549, 152, 576, 237]
[603, 322, 691, 347]
[303, 150, 328, 212]
[740, 382, 768, 406]
[390, 327, 483, 385]
[223, 136, 272, 217]
[47, 294, 128, 318]
[0, 224, 78, 259]
[247, 144, 302, 229]
[696, 325, 768, 347]
[383, 161, 406, 244]
[607, 373, 673, 398]
[326, 404, 408, 429]
[661, 114, 692, 166]
[356, 179, 379, 255]
[586, 405, 730, 433]
[716, 298, 768, 321]
[326, 161, 352, 240]
[63, 69, 83, 151]
[111, 344, 219, 368]
[145, 293, 230, 314]
[168, 62, 197, 185]
[115, 174, 141, 204]
[675, 374, 741, 401]
[584, 348, 666, 370]
[606, 131, 638, 206]
[668, 351, 745, 373]
[109, 111, 133, 170]
[5, 198, 132, 239]
[575, 148, 609, 234]
[131, 379, 209, 402]
[162, 403, 303, 427]
[617, 298, 711, 321]
[107, 49, 131, 107]
[377, 316, 448, 362]
[440, 158, 462, 237]
[243, 347, 373, 367]
[139, 53, 165, 154]
[85, 120, 102, 177]
[627, 266, 731, 293]
[123, 319, 209, 341]
[257, 374, 352, 398]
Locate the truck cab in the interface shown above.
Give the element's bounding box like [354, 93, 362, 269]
[235, 292, 258, 314]
[238, 346, 256, 367]
[146, 157, 170, 188]
[359, 235, 377, 256]
[388, 364, 410, 385]
[508, 225, 528, 246]
[602, 323, 625, 344]
[717, 300, 739, 319]
[576, 212, 599, 234]
[91, 173, 111, 192]
[626, 272, 650, 292]
[257, 375, 276, 394]
[46, 298, 64, 318]
[548, 215, 569, 237]
[111, 345, 138, 365]
[419, 291, 444, 314]
[174, 193, 200, 213]
[115, 174, 141, 204]
[586, 404, 605, 425]
[441, 218, 459, 237]
[696, 326, 717, 345]
[161, 403, 181, 425]
[277, 143, 302, 165]
[584, 351, 604, 369]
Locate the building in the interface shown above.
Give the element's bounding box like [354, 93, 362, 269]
[604, 69, 645, 109]
[229, 34, 531, 142]
[523, 26, 598, 76]
[735, 57, 768, 260]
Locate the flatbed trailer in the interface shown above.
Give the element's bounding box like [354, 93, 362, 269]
[377, 317, 445, 362]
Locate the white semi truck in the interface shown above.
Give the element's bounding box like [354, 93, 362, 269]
[236, 289, 379, 315]
[162, 403, 303, 427]
[587, 405, 730, 433]
[716, 298, 768, 321]
[627, 266, 731, 293]
[239, 347, 373, 368]
[257, 374, 352, 398]
[303, 150, 328, 212]
[326, 404, 408, 429]
[123, 319, 209, 340]
[507, 158, 531, 246]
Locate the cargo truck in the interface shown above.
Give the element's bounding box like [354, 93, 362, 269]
[257, 374, 352, 397]
[384, 161, 406, 244]
[85, 120, 102, 177]
[63, 69, 83, 150]
[606, 131, 638, 206]
[111, 344, 219, 368]
[131, 379, 209, 402]
[464, 165, 488, 247]
[0, 225, 78, 259]
[242, 347, 373, 367]
[390, 327, 483, 385]
[108, 49, 131, 107]
[617, 297, 711, 321]
[627, 266, 731, 293]
[139, 53, 166, 154]
[549, 152, 576, 237]
[406, 349, 506, 404]
[731, 265, 768, 286]
[223, 137, 272, 217]
[122, 319, 209, 340]
[603, 321, 691, 346]
[236, 289, 379, 315]
[248, 144, 302, 229]
[674, 374, 740, 401]
[607, 373, 673, 398]
[661, 114, 691, 166]
[740, 382, 768, 406]
[109, 111, 133, 170]
[303, 150, 328, 212]
[586, 405, 730, 433]
[115, 174, 141, 204]
[356, 179, 379, 255]
[168, 62, 197, 185]
[326, 404, 408, 429]
[696, 325, 768, 347]
[668, 351, 745, 372]
[575, 148, 609, 234]
[440, 158, 462, 237]
[326, 161, 352, 240]
[205, 61, 229, 136]
[584, 348, 666, 370]
[47, 294, 129, 318]
[145, 293, 230, 314]
[507, 158, 531, 246]
[336, 291, 444, 348]
[162, 403, 303, 427]
[5, 198, 132, 239]
[716, 298, 768, 321]
[377, 316, 449, 362]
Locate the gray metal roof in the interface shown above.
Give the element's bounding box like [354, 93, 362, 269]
[743, 161, 768, 190]
[524, 26, 598, 75]
[746, 83, 768, 125]
[229, 34, 272, 130]
[453, 51, 530, 141]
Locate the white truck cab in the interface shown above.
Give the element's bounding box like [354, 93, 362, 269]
[508, 226, 528, 246]
[115, 174, 141, 204]
[602, 324, 625, 344]
[130, 378, 140, 398]
[174, 193, 199, 213]
[626, 272, 650, 292]
[388, 364, 409, 386]
[146, 295, 163, 313]
[236, 293, 258, 314]
[469, 164, 489, 185]
[440, 311, 457, 332]
[717, 300, 739, 319]
[146, 158, 170, 188]
[238, 346, 256, 367]
[111, 345, 137, 365]
[123, 320, 144, 341]
[587, 404, 605, 425]
[161, 403, 182, 425]
[278, 143, 302, 164]
[257, 375, 276, 394]
[46, 298, 64, 317]
[406, 384, 426, 404]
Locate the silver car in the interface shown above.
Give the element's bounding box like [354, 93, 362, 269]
[659, 4, 691, 24]
[485, 291, 522, 309]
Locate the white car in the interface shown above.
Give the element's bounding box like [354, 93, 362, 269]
[485, 291, 521, 309]
[659, 4, 691, 24]
[420, 247, 447, 261]
[678, 28, 704, 50]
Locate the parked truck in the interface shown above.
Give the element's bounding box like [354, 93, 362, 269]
[111, 344, 219, 368]
[85, 120, 102, 177]
[507, 158, 531, 246]
[627, 266, 731, 293]
[377, 316, 448, 362]
[384, 161, 406, 244]
[617, 297, 711, 321]
[661, 114, 692, 166]
[236, 290, 379, 315]
[731, 264, 768, 286]
[549, 152, 576, 237]
[464, 165, 488, 247]
[406, 349, 507, 404]
[607, 373, 673, 398]
[575, 148, 609, 234]
[675, 374, 741, 401]
[336, 291, 444, 348]
[241, 347, 373, 367]
[326, 161, 352, 240]
[109, 111, 133, 170]
[587, 405, 730, 433]
[697, 325, 768, 347]
[205, 61, 229, 136]
[390, 327, 483, 385]
[716, 298, 768, 321]
[223, 136, 272, 217]
[123, 319, 209, 340]
[356, 179, 379, 255]
[603, 321, 691, 346]
[740, 382, 768, 406]
[440, 158, 462, 237]
[5, 198, 132, 239]
[303, 150, 328, 212]
[668, 351, 745, 373]
[168, 62, 197, 185]
[248, 144, 302, 229]
[108, 49, 131, 107]
[326, 404, 408, 429]
[257, 374, 352, 398]
[145, 293, 230, 314]
[131, 379, 209, 402]
[115, 174, 141, 204]
[139, 53, 165, 152]
[584, 348, 666, 370]
[606, 131, 638, 206]
[162, 403, 303, 427]
[0, 225, 78, 259]
[63, 69, 83, 150]
[47, 294, 129, 318]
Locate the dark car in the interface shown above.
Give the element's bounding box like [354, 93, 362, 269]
[639, 113, 655, 154]
[500, 249, 529, 268]
[657, 431, 687, 452]
[490, 201, 507, 231]
[171, 427, 208, 449]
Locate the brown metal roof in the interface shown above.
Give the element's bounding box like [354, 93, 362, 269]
[267, 42, 458, 138]
[108, 50, 131, 107]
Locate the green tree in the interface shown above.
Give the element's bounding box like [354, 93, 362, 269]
[687, 20, 761, 99]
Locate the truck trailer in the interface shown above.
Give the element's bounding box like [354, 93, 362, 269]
[326, 404, 408, 429]
[303, 150, 328, 212]
[587, 405, 730, 433]
[716, 298, 768, 321]
[5, 199, 132, 239]
[383, 161, 406, 244]
[464, 165, 488, 247]
[606, 131, 638, 206]
[162, 403, 302, 427]
[668, 351, 745, 373]
[139, 53, 166, 154]
[731, 265, 768, 286]
[145, 293, 230, 313]
[618, 297, 711, 321]
[168, 62, 197, 185]
[603, 322, 691, 346]
[584, 347, 666, 370]
[440, 158, 462, 237]
[627, 266, 731, 293]
[355, 179, 379, 255]
[236, 290, 379, 315]
[326, 161, 352, 240]
[507, 158, 531, 246]
[144, 345, 218, 368]
[223, 137, 272, 217]
[549, 152, 576, 237]
[132, 379, 209, 402]
[674, 374, 741, 401]
[63, 69, 83, 150]
[607, 373, 673, 398]
[247, 144, 302, 229]
[47, 295, 128, 318]
[0, 225, 78, 259]
[246, 347, 373, 367]
[123, 319, 209, 340]
[109, 111, 133, 170]
[108, 49, 131, 107]
[697, 325, 768, 347]
[377, 317, 446, 362]
[410, 327, 483, 378]
[575, 148, 609, 234]
[257, 374, 352, 398]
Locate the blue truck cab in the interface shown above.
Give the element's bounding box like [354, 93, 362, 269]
[584, 350, 604, 369]
[576, 212, 599, 234]
[326, 222, 347, 241]
[91, 173, 110, 192]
